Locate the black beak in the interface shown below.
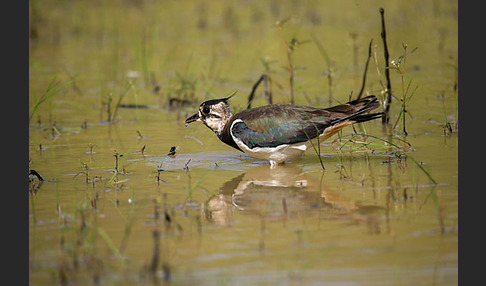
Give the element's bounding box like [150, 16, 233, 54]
[185, 113, 200, 126]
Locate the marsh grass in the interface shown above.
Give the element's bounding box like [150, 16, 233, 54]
[335, 164, 351, 181]
[300, 10, 416, 166]
[109, 150, 129, 184]
[330, 132, 413, 167]
[410, 156, 437, 185]
[74, 161, 90, 184]
[311, 33, 334, 105]
[29, 2, 457, 284]
[29, 77, 68, 124]
[164, 53, 199, 114]
[388, 44, 419, 135]
[302, 124, 326, 170]
[97, 228, 125, 260]
[451, 57, 459, 126]
[184, 166, 216, 204]
[276, 18, 310, 105]
[260, 57, 278, 100]
[144, 229, 171, 282]
[137, 29, 151, 87]
[174, 70, 198, 103]
[412, 160, 443, 234]
[440, 89, 457, 135]
[155, 161, 166, 184]
[49, 143, 152, 284]
[61, 67, 82, 96]
[52, 196, 128, 285]
[29, 185, 38, 224]
[302, 19, 415, 166]
[101, 80, 134, 123]
[118, 192, 144, 254]
[74, 160, 142, 267]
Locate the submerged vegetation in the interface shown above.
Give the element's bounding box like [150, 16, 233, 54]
[29, 1, 457, 285]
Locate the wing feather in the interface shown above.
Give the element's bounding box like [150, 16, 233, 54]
[225, 95, 381, 150]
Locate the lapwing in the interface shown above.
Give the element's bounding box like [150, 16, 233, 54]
[185, 94, 383, 167]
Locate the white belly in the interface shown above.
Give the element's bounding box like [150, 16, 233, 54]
[234, 140, 309, 164]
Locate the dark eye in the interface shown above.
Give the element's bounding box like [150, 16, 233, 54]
[202, 107, 210, 114]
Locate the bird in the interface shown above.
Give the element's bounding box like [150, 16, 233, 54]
[185, 94, 383, 167]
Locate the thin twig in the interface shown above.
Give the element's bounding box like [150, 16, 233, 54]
[29, 169, 44, 181]
[357, 39, 373, 100]
[380, 8, 392, 124]
[247, 74, 271, 109]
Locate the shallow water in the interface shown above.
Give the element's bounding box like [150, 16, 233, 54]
[29, 0, 457, 285]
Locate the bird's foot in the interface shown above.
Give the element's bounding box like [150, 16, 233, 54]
[269, 160, 282, 168]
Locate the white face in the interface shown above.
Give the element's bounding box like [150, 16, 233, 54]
[199, 101, 233, 134]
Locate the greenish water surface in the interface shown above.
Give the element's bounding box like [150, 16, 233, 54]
[29, 1, 458, 285]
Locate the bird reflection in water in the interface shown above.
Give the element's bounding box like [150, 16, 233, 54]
[204, 165, 385, 234]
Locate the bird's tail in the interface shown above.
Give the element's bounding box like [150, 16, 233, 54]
[347, 112, 384, 123]
[330, 95, 383, 125]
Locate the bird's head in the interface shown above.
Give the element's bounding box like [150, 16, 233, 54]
[185, 92, 236, 135]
